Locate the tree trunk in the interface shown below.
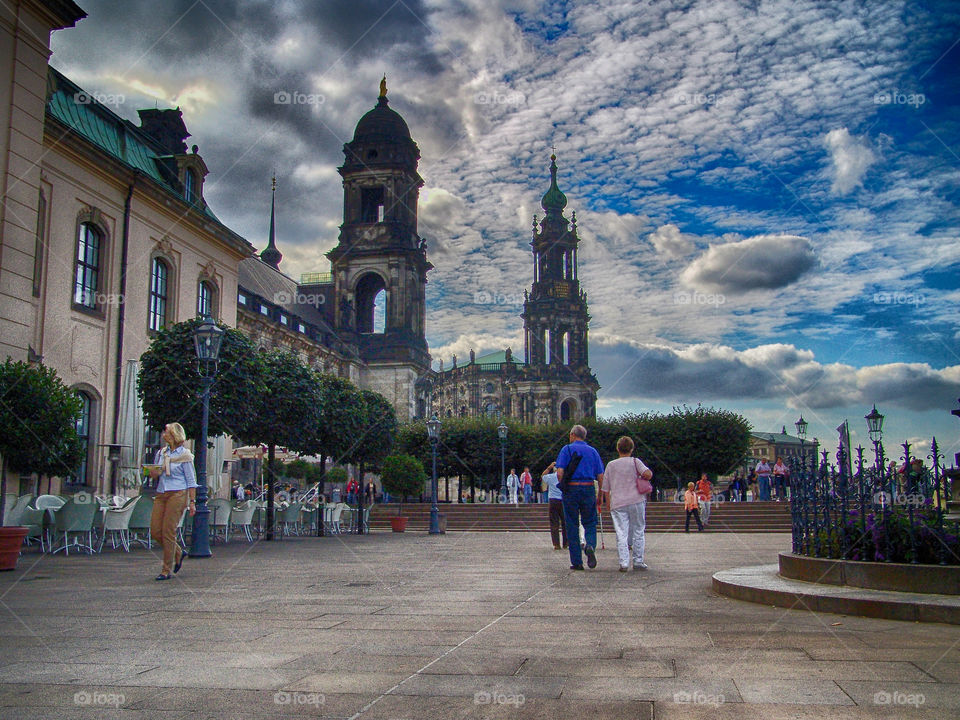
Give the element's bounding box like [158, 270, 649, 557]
[0, 456, 7, 526]
[265, 444, 276, 541]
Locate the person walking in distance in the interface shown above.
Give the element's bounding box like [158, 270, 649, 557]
[521, 466, 534, 504]
[773, 456, 788, 501]
[755, 458, 772, 501]
[684, 482, 703, 532]
[506, 468, 519, 505]
[601, 436, 653, 571]
[542, 462, 567, 550]
[696, 473, 713, 526]
[556, 425, 605, 570]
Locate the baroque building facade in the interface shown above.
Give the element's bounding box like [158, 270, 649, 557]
[429, 155, 600, 423]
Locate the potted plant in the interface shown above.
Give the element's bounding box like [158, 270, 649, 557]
[379, 454, 427, 532]
[0, 360, 83, 569]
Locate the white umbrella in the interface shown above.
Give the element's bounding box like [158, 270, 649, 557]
[117, 359, 144, 491]
[208, 435, 225, 495]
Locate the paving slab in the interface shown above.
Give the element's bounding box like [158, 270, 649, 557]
[1, 531, 959, 719]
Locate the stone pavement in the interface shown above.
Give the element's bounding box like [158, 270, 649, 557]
[0, 529, 958, 719]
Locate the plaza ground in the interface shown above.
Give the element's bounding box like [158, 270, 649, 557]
[0, 530, 957, 719]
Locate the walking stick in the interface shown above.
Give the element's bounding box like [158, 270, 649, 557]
[597, 495, 606, 550]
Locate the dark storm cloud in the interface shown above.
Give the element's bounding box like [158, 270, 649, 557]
[297, 0, 444, 75]
[680, 235, 817, 295]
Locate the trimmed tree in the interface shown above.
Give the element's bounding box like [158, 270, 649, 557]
[0, 360, 84, 524]
[379, 454, 426, 516]
[241, 350, 325, 540]
[138, 317, 265, 440]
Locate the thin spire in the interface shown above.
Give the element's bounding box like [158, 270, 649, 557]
[261, 174, 282, 269]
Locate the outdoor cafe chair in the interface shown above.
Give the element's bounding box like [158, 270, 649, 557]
[4, 494, 35, 527]
[36, 494, 65, 511]
[208, 498, 232, 544]
[329, 504, 345, 534]
[276, 502, 303, 538]
[127, 494, 154, 549]
[98, 496, 140, 552]
[229, 501, 256, 542]
[19, 506, 46, 552]
[51, 495, 98, 555]
[176, 505, 190, 546]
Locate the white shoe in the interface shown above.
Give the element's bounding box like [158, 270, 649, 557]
[634, 562, 648, 571]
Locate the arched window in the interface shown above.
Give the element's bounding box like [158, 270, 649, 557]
[197, 279, 217, 318]
[560, 331, 569, 365]
[485, 402, 499, 418]
[74, 222, 102, 309]
[184, 169, 197, 203]
[544, 329, 551, 364]
[71, 391, 93, 486]
[149, 258, 169, 331]
[560, 398, 577, 422]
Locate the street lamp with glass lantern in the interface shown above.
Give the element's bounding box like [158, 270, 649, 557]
[795, 415, 808, 476]
[865, 404, 885, 471]
[427, 414, 441, 534]
[189, 315, 223, 558]
[497, 422, 508, 503]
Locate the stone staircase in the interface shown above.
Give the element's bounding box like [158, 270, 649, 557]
[368, 500, 793, 533]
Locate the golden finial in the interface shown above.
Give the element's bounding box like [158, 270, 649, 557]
[379, 75, 387, 98]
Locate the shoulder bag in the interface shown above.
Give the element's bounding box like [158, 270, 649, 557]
[634, 458, 653, 495]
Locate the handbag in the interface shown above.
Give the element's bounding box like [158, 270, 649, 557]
[634, 459, 653, 495]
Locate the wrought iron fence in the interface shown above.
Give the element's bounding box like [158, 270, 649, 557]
[790, 438, 959, 565]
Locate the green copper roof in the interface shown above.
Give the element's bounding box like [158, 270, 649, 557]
[540, 154, 567, 214]
[45, 67, 223, 225]
[472, 350, 523, 366]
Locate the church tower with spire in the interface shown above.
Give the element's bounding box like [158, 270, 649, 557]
[260, 175, 282, 269]
[326, 78, 433, 418]
[515, 153, 598, 422]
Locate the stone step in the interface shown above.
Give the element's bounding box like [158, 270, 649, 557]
[368, 502, 793, 532]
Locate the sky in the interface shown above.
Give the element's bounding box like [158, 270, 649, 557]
[49, 0, 960, 461]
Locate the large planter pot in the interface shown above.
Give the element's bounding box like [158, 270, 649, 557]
[0, 527, 29, 571]
[390, 516, 408, 533]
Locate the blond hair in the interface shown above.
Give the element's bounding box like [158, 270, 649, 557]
[166, 422, 187, 447]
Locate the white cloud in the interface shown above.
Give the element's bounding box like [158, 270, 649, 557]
[824, 127, 877, 195]
[648, 223, 695, 258]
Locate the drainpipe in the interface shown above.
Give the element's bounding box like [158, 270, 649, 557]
[109, 174, 137, 494]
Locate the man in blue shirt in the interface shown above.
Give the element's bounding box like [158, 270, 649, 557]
[556, 424, 605, 570]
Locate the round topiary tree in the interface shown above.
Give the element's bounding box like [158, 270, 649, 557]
[379, 454, 426, 516]
[0, 360, 84, 524]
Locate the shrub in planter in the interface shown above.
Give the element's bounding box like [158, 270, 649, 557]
[379, 454, 427, 527]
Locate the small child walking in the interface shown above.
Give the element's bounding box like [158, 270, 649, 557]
[684, 482, 703, 532]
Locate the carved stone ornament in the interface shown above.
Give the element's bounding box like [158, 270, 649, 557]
[156, 235, 174, 256]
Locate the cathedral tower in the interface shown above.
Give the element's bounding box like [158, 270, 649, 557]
[517, 154, 598, 422]
[327, 79, 432, 418]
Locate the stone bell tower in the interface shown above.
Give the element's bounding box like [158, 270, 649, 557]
[326, 78, 432, 419]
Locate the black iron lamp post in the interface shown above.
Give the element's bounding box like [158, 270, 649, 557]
[427, 413, 441, 534]
[865, 404, 885, 473]
[189, 315, 223, 558]
[795, 415, 808, 473]
[498, 422, 508, 503]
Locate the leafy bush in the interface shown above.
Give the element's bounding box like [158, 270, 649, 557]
[379, 454, 427, 514]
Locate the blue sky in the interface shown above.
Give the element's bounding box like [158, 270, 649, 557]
[49, 0, 960, 458]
